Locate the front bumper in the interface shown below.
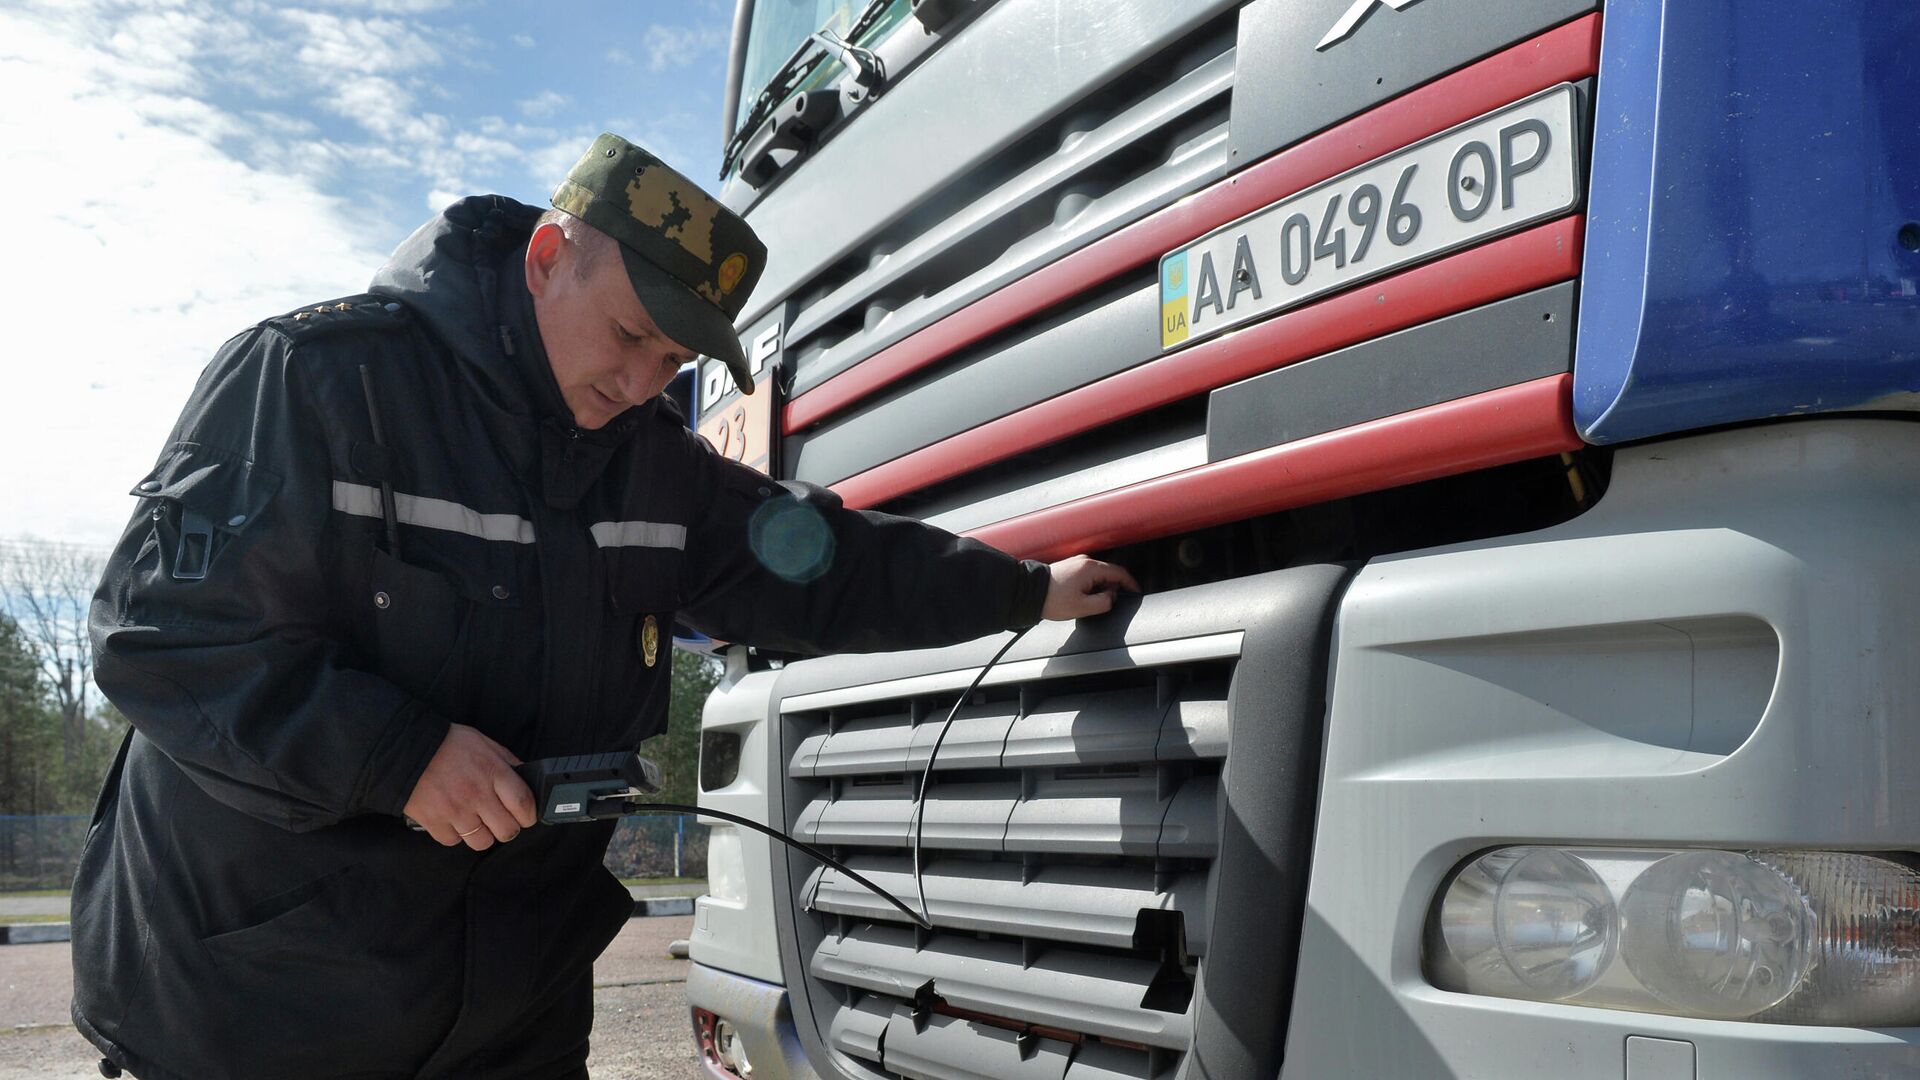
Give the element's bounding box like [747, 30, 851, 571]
[687, 961, 823, 1080]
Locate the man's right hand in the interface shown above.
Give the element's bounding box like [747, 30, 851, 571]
[403, 724, 539, 850]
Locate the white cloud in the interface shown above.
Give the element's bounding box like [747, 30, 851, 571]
[276, 9, 441, 77]
[0, 1, 445, 546]
[605, 47, 634, 65]
[0, 0, 735, 545]
[643, 23, 727, 73]
[518, 90, 568, 119]
[300, 0, 456, 12]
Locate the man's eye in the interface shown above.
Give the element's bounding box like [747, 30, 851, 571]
[615, 326, 641, 343]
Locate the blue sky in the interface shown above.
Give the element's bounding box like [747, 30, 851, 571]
[0, 0, 737, 548]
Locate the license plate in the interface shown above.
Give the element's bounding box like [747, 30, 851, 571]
[696, 359, 778, 476]
[1160, 83, 1581, 350]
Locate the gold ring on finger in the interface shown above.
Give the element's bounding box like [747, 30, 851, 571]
[457, 825, 484, 838]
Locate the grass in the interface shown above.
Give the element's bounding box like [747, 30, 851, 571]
[0, 914, 68, 924]
[0, 889, 69, 899]
[618, 876, 704, 887]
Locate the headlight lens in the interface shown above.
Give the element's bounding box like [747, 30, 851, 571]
[1618, 849, 1812, 1019]
[1438, 846, 1616, 999]
[1425, 846, 1920, 1025]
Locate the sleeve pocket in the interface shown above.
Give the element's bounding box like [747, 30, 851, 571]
[130, 441, 283, 581]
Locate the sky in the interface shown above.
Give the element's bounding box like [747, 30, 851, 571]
[0, 0, 738, 551]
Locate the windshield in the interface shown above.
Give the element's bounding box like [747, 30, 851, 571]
[733, 0, 912, 137]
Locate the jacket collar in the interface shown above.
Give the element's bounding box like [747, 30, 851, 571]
[368, 195, 644, 510]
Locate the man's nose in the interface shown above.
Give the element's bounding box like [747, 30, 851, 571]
[613, 362, 653, 404]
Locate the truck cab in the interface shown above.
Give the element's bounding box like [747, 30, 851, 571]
[683, 2, 1920, 1077]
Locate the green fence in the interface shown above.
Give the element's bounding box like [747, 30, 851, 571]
[604, 815, 708, 879]
[0, 814, 88, 891]
[0, 814, 706, 892]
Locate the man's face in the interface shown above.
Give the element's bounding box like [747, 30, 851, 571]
[526, 223, 693, 430]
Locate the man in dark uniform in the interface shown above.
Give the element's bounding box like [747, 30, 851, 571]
[74, 133, 1136, 1079]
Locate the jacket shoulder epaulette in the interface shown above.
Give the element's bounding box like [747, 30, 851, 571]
[259, 294, 412, 345]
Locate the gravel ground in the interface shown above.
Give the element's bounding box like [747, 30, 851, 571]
[0, 916, 704, 1079]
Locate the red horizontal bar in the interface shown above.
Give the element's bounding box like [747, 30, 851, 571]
[834, 215, 1584, 510]
[967, 374, 1579, 563]
[783, 12, 1602, 434]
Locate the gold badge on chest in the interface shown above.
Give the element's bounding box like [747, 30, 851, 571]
[640, 615, 659, 668]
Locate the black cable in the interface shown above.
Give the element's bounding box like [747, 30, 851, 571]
[907, 626, 1031, 926]
[566, 627, 1034, 933]
[615, 802, 932, 931]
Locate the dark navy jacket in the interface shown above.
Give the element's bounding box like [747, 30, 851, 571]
[74, 196, 1049, 1079]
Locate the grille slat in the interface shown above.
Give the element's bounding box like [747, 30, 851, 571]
[1002, 772, 1168, 857]
[799, 703, 1023, 779]
[798, 771, 1219, 858]
[1156, 696, 1229, 760]
[1157, 776, 1220, 859]
[799, 781, 1020, 850]
[803, 856, 1211, 955]
[883, 1010, 1075, 1080]
[1000, 687, 1166, 767]
[829, 995, 891, 1061]
[812, 924, 1193, 1050]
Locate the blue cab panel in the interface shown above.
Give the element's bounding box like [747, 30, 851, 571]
[1574, 0, 1920, 444]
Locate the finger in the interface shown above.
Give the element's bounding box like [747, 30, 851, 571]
[1082, 588, 1117, 616]
[1082, 557, 1121, 591]
[1078, 560, 1137, 592]
[474, 799, 522, 846]
[496, 771, 540, 829]
[457, 819, 496, 851]
[424, 820, 463, 847]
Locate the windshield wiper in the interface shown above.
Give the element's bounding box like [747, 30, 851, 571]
[721, 35, 829, 179]
[809, 28, 884, 99]
[720, 0, 899, 180]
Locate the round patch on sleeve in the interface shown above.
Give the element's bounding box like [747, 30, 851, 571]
[717, 252, 749, 296]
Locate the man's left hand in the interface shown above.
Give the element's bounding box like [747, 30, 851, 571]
[1041, 554, 1141, 620]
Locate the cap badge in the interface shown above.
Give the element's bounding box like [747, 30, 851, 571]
[641, 614, 659, 668]
[718, 252, 749, 296]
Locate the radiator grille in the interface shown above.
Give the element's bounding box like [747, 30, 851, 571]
[782, 13, 1239, 402]
[783, 646, 1236, 1080]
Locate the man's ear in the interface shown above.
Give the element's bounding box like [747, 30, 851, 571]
[526, 221, 566, 299]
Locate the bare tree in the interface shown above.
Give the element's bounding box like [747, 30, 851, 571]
[0, 536, 108, 772]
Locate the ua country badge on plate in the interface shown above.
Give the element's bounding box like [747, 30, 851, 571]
[640, 615, 659, 667]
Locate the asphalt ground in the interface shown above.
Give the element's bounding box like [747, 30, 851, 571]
[0, 915, 705, 1080]
[0, 883, 703, 921]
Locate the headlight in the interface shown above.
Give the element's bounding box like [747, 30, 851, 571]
[1616, 849, 1811, 1019]
[1437, 846, 1616, 1000]
[1425, 846, 1920, 1025]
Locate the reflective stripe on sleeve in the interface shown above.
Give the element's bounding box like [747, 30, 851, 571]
[589, 520, 688, 551]
[331, 481, 536, 544]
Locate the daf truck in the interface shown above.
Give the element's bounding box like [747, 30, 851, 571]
[680, 2, 1920, 1077]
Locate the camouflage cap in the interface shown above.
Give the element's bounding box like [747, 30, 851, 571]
[551, 133, 767, 393]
